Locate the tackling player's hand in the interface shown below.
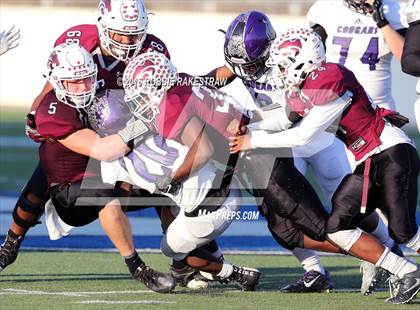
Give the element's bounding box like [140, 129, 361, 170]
[0, 25, 20, 56]
[372, 0, 389, 29]
[227, 119, 248, 136]
[229, 133, 251, 154]
[25, 111, 45, 143]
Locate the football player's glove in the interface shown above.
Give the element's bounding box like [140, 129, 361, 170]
[25, 111, 45, 143]
[372, 0, 389, 29]
[156, 175, 181, 196]
[0, 25, 20, 56]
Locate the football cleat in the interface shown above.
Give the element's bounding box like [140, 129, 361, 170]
[280, 270, 333, 293]
[386, 268, 420, 304]
[0, 233, 23, 272]
[170, 265, 209, 289]
[224, 266, 261, 291]
[360, 261, 387, 295]
[132, 263, 176, 293]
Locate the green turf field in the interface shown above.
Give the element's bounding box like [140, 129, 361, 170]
[0, 252, 419, 309]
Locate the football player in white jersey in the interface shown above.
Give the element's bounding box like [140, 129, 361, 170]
[307, 0, 408, 294]
[401, 0, 420, 132]
[307, 0, 407, 110]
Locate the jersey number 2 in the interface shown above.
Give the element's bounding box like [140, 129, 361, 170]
[332, 36, 379, 71]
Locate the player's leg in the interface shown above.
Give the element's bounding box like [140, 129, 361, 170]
[243, 150, 336, 292]
[0, 163, 48, 272]
[161, 187, 261, 291]
[326, 158, 419, 304]
[263, 208, 337, 293]
[308, 139, 396, 295]
[50, 181, 175, 293]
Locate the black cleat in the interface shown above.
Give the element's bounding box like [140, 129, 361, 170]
[0, 233, 23, 272]
[386, 268, 420, 304]
[281, 270, 333, 293]
[170, 265, 209, 289]
[225, 266, 261, 291]
[132, 263, 176, 293]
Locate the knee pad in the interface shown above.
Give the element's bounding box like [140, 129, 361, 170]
[12, 194, 45, 229]
[405, 227, 420, 251]
[327, 228, 363, 252]
[160, 234, 190, 261]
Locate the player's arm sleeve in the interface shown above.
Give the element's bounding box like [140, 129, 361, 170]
[247, 107, 293, 131]
[249, 91, 352, 149]
[402, 22, 420, 77]
[199, 65, 236, 89]
[312, 24, 328, 46]
[36, 110, 84, 140]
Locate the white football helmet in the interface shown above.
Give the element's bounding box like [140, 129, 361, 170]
[123, 51, 177, 122]
[97, 0, 148, 61]
[46, 43, 97, 109]
[266, 28, 325, 91]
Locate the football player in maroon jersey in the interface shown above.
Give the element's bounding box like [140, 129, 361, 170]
[1, 0, 171, 273]
[28, 42, 175, 292]
[230, 27, 420, 304]
[121, 51, 261, 290]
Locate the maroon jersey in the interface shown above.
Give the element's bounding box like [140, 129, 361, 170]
[36, 92, 96, 185]
[286, 63, 396, 161]
[155, 75, 244, 143]
[54, 24, 170, 92]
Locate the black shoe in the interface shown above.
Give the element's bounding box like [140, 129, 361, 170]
[132, 263, 176, 293]
[170, 265, 209, 289]
[170, 265, 198, 286]
[386, 268, 420, 304]
[225, 266, 261, 291]
[0, 233, 23, 272]
[281, 270, 333, 293]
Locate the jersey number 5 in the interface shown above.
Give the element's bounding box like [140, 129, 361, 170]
[332, 36, 379, 71]
[48, 102, 57, 115]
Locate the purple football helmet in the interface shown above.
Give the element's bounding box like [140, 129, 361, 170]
[224, 11, 276, 81]
[343, 0, 374, 15]
[87, 89, 133, 137]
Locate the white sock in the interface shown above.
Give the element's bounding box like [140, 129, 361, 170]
[405, 227, 420, 252]
[292, 248, 326, 275]
[376, 248, 417, 279]
[369, 217, 394, 248]
[217, 263, 234, 279]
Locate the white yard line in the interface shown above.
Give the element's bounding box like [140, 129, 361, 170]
[73, 300, 176, 305]
[1, 288, 156, 297]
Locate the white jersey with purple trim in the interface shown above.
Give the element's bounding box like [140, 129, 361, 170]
[101, 134, 217, 213]
[404, 0, 420, 24]
[242, 68, 286, 118]
[242, 69, 351, 202]
[307, 0, 407, 110]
